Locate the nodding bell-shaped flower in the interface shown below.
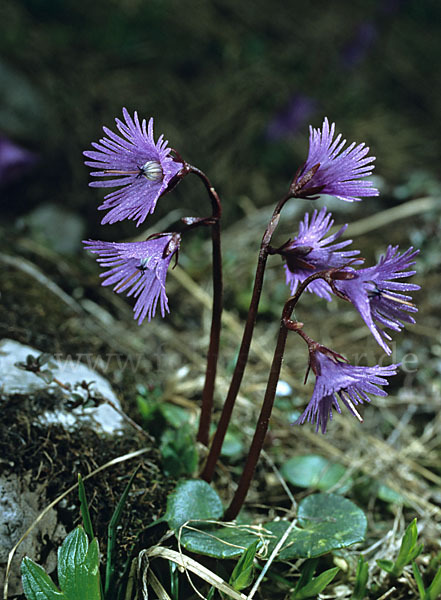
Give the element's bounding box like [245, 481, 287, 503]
[278, 207, 361, 301]
[291, 117, 379, 201]
[334, 246, 420, 355]
[84, 108, 184, 226]
[83, 234, 181, 324]
[296, 344, 398, 434]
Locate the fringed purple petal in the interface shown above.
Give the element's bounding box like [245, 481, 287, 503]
[297, 117, 378, 201]
[283, 207, 361, 301]
[84, 108, 184, 226]
[335, 246, 419, 353]
[83, 235, 180, 323]
[296, 352, 398, 433]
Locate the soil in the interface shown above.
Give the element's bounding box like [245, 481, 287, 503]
[0, 227, 175, 597]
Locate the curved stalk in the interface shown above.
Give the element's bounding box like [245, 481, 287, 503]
[200, 192, 292, 480]
[197, 217, 222, 445]
[223, 271, 331, 520]
[188, 166, 223, 447]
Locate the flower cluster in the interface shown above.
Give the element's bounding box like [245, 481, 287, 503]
[83, 109, 186, 323]
[83, 112, 419, 434]
[280, 117, 419, 432]
[280, 208, 419, 355]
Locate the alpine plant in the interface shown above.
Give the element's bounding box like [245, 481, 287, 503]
[83, 112, 419, 438]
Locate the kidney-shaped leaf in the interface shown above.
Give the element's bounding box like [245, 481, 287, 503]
[281, 455, 352, 493]
[179, 524, 262, 559]
[175, 493, 366, 561]
[266, 493, 367, 559]
[165, 479, 223, 532]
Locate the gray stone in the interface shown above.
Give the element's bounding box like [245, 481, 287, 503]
[0, 474, 66, 596]
[0, 338, 134, 595]
[0, 338, 125, 434]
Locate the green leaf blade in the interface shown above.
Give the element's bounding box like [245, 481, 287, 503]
[411, 561, 426, 599]
[352, 554, 369, 600]
[267, 493, 367, 560]
[21, 557, 64, 600]
[78, 475, 94, 542]
[165, 479, 223, 532]
[57, 526, 101, 600]
[377, 559, 394, 573]
[105, 466, 140, 599]
[160, 426, 198, 477]
[292, 566, 339, 600]
[281, 455, 352, 493]
[177, 493, 366, 561]
[229, 540, 259, 591]
[427, 564, 441, 600]
[180, 523, 259, 559]
[293, 558, 318, 592]
[393, 519, 422, 576]
[75, 538, 101, 600]
[57, 527, 88, 593]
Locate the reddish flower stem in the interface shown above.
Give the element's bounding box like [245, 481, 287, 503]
[223, 271, 329, 520]
[188, 166, 223, 447]
[200, 192, 292, 481]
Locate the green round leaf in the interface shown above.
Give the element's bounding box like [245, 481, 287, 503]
[160, 403, 190, 428]
[281, 455, 352, 493]
[265, 493, 367, 559]
[165, 479, 223, 531]
[180, 524, 260, 559]
[170, 490, 366, 561]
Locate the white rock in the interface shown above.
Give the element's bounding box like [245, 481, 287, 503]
[0, 338, 125, 434]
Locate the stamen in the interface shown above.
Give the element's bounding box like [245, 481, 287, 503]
[138, 257, 151, 271]
[103, 169, 139, 175]
[368, 283, 416, 308]
[379, 292, 416, 308]
[138, 160, 163, 181]
[340, 390, 364, 423]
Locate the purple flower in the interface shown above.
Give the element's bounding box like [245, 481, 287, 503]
[280, 207, 360, 301]
[335, 246, 419, 355]
[297, 346, 398, 433]
[341, 22, 378, 68]
[84, 108, 184, 226]
[83, 234, 180, 323]
[266, 94, 316, 140]
[292, 117, 379, 202]
[0, 134, 38, 187]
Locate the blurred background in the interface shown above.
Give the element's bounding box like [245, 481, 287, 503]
[2, 0, 441, 230]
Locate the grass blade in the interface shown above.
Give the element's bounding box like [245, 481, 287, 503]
[78, 474, 94, 542]
[105, 465, 141, 600]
